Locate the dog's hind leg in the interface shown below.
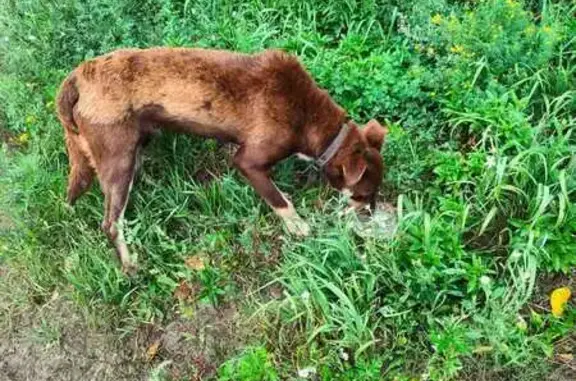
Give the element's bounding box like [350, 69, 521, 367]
[101, 150, 140, 274]
[90, 123, 141, 275]
[65, 129, 95, 205]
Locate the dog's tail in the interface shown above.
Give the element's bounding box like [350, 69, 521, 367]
[57, 73, 95, 205]
[56, 73, 80, 134]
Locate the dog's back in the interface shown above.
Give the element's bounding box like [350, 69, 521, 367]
[70, 48, 327, 139]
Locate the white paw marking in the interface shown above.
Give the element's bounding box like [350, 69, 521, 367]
[273, 192, 310, 237]
[285, 216, 311, 237]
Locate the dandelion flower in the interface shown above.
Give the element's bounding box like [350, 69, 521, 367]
[550, 287, 571, 317]
[431, 14, 442, 25]
[17, 132, 30, 145]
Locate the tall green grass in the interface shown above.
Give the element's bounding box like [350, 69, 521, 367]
[1, 0, 574, 379]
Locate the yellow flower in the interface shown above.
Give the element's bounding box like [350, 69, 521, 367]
[543, 25, 552, 34]
[431, 14, 442, 25]
[450, 44, 465, 54]
[17, 132, 30, 145]
[550, 287, 572, 317]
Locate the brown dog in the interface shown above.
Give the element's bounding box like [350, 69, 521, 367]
[56, 47, 387, 273]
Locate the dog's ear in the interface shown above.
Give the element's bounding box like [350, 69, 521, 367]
[342, 153, 367, 186]
[363, 119, 388, 151]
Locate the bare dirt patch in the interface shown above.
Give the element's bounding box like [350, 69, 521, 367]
[0, 286, 147, 381]
[141, 303, 242, 380]
[0, 266, 246, 381]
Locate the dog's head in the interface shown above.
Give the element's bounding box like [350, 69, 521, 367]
[323, 119, 387, 210]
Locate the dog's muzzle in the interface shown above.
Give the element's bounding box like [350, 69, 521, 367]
[369, 198, 377, 213]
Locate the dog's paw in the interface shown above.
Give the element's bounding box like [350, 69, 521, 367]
[121, 262, 139, 277]
[285, 217, 311, 237]
[63, 201, 75, 212]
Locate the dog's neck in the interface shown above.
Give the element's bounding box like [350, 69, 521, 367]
[300, 112, 348, 161]
[299, 111, 348, 160]
[291, 78, 349, 161]
[316, 123, 351, 166]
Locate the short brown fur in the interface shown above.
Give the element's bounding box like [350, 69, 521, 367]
[56, 47, 387, 273]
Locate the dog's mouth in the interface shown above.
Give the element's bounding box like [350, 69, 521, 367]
[348, 196, 376, 219]
[341, 188, 377, 217]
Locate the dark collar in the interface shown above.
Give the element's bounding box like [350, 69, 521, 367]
[316, 123, 351, 167]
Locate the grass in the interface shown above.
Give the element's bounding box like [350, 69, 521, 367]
[0, 0, 575, 380]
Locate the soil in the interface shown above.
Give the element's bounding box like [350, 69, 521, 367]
[0, 267, 243, 381]
[142, 302, 242, 380]
[0, 274, 143, 380]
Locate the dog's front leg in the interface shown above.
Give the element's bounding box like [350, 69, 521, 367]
[233, 146, 310, 236]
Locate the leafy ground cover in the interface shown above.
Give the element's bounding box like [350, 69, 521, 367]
[0, 0, 574, 380]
